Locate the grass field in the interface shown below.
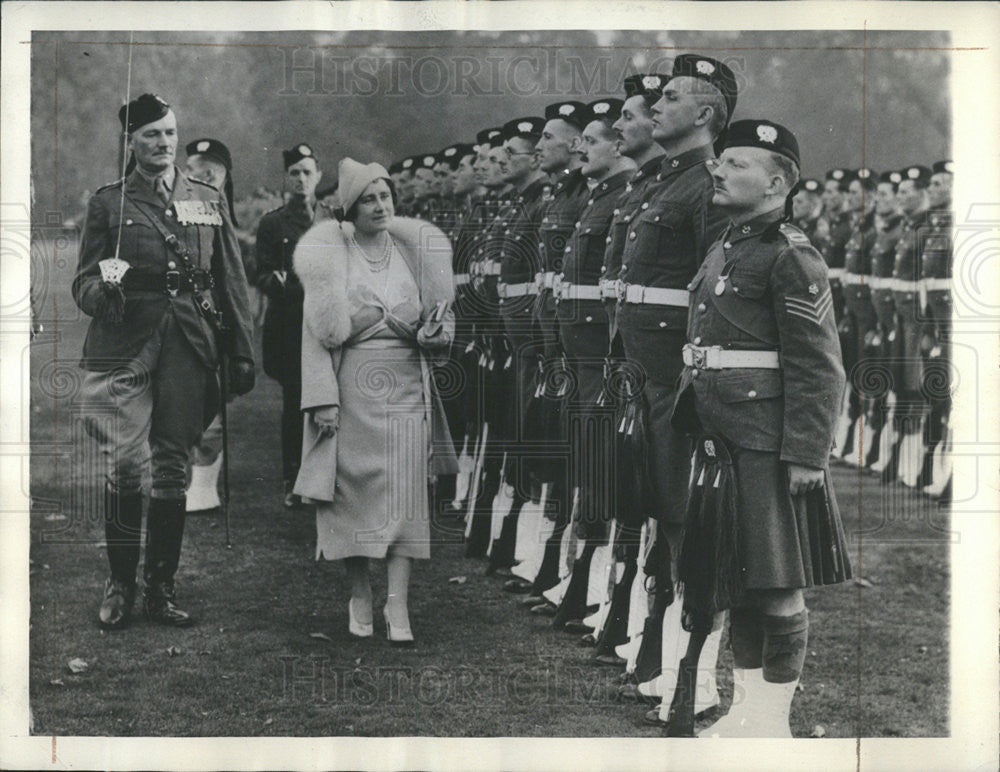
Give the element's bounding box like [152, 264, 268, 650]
[26, 234, 949, 738]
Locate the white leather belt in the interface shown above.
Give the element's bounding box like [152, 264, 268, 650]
[921, 278, 951, 291]
[497, 281, 537, 299]
[555, 282, 603, 301]
[471, 260, 501, 277]
[599, 278, 619, 299]
[682, 344, 780, 370]
[623, 284, 689, 307]
[827, 267, 845, 281]
[843, 272, 868, 285]
[534, 271, 556, 291]
[454, 273, 471, 286]
[892, 278, 920, 292]
[867, 276, 893, 290]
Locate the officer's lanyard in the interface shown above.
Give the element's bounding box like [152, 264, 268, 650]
[113, 32, 136, 261]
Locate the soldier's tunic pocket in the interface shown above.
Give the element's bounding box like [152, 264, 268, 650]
[704, 369, 784, 452]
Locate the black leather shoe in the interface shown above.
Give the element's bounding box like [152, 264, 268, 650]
[563, 619, 594, 635]
[579, 633, 597, 647]
[617, 682, 659, 704]
[530, 601, 557, 616]
[643, 708, 668, 727]
[503, 579, 532, 594]
[98, 577, 135, 629]
[520, 594, 546, 607]
[594, 653, 627, 667]
[144, 585, 194, 627]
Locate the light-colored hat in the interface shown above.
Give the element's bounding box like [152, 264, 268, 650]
[337, 157, 391, 213]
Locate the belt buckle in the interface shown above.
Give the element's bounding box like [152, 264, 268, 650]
[552, 273, 565, 300]
[534, 272, 544, 292]
[691, 347, 706, 369]
[165, 269, 182, 298]
[615, 279, 627, 302]
[497, 281, 508, 299]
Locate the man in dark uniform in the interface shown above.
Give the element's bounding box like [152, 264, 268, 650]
[667, 120, 850, 738]
[550, 98, 636, 629]
[256, 143, 322, 507]
[837, 168, 879, 464]
[891, 165, 933, 487]
[412, 153, 440, 223]
[73, 94, 255, 629]
[182, 137, 247, 513]
[920, 160, 954, 497]
[867, 170, 906, 474]
[613, 54, 736, 696]
[589, 73, 669, 666]
[818, 168, 853, 337]
[433, 148, 460, 239]
[791, 178, 823, 244]
[396, 156, 417, 217]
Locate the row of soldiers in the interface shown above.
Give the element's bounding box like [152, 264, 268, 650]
[369, 55, 950, 736]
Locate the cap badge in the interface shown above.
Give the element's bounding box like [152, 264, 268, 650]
[642, 75, 661, 90]
[757, 125, 778, 144]
[445, 147, 456, 156]
[943, 161, 954, 173]
[402, 159, 413, 168]
[424, 156, 435, 165]
[808, 283, 819, 296]
[859, 168, 871, 178]
[298, 145, 311, 156]
[704, 439, 716, 457]
[908, 167, 920, 179]
[833, 169, 844, 180]
[196, 141, 210, 153]
[517, 121, 533, 133]
[558, 104, 575, 116]
[696, 60, 716, 75]
[890, 172, 901, 183]
[593, 102, 610, 115]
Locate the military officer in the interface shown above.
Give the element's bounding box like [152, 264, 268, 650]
[867, 170, 906, 474]
[613, 54, 736, 692]
[412, 153, 440, 222]
[256, 142, 322, 507]
[73, 94, 255, 629]
[396, 156, 417, 216]
[920, 160, 954, 497]
[891, 164, 933, 487]
[667, 120, 850, 738]
[836, 167, 879, 463]
[589, 73, 670, 665]
[182, 137, 246, 513]
[550, 98, 636, 630]
[791, 178, 823, 245]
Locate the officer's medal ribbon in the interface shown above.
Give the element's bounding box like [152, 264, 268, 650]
[97, 257, 130, 323]
[715, 276, 727, 296]
[172, 200, 223, 226]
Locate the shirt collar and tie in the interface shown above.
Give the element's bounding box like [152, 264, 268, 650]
[135, 164, 176, 204]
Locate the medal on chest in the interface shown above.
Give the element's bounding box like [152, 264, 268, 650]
[172, 200, 223, 226]
[715, 277, 727, 296]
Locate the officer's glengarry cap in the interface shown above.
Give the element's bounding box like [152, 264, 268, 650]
[582, 98, 625, 126]
[544, 101, 589, 131]
[718, 119, 800, 167]
[623, 73, 669, 100]
[283, 143, 316, 170]
[119, 93, 170, 134]
[185, 138, 233, 170]
[669, 54, 738, 125]
[476, 128, 505, 148]
[502, 117, 546, 142]
[441, 143, 476, 170]
[902, 165, 932, 186]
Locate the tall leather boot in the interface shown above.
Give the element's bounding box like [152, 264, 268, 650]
[552, 539, 597, 629]
[143, 497, 194, 627]
[99, 482, 143, 629]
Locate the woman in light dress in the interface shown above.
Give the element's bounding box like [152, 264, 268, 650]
[293, 158, 457, 645]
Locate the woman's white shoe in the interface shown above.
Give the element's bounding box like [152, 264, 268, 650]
[348, 597, 374, 638]
[383, 606, 414, 646]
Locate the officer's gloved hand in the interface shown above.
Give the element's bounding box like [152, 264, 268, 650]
[229, 357, 255, 396]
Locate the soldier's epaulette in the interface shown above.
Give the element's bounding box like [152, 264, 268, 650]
[94, 178, 125, 194]
[778, 222, 813, 247]
[261, 204, 284, 217]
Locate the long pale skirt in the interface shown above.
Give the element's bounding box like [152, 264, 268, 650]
[315, 339, 430, 560]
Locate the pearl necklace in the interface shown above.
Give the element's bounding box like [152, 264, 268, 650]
[352, 231, 392, 273]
